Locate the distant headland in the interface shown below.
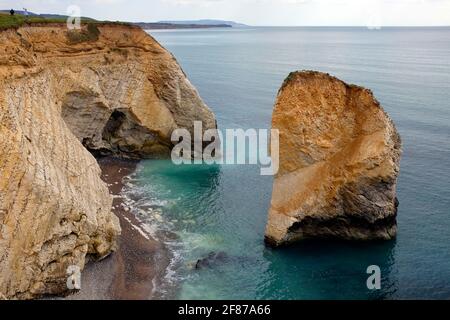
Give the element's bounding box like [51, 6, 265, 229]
[135, 22, 232, 30]
[156, 20, 248, 28]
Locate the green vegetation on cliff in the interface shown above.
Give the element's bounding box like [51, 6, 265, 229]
[0, 13, 129, 31]
[66, 23, 101, 44]
[0, 13, 71, 29]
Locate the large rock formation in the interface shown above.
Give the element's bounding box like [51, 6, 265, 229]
[0, 23, 215, 299]
[265, 71, 401, 246]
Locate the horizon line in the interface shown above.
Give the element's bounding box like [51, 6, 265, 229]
[242, 25, 450, 27]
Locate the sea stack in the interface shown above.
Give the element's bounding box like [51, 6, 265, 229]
[265, 71, 402, 247]
[0, 23, 215, 299]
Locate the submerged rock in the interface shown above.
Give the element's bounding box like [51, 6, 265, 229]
[265, 71, 402, 247]
[0, 24, 215, 299]
[194, 252, 229, 270]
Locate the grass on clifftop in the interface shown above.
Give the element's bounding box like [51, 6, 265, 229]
[0, 13, 131, 31]
[0, 13, 68, 30]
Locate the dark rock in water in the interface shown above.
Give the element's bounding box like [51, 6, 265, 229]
[195, 252, 228, 270]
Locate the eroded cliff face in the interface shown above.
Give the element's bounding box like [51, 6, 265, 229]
[0, 24, 216, 299]
[265, 71, 401, 247]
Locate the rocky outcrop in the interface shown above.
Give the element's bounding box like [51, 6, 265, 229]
[265, 71, 401, 247]
[0, 23, 216, 299]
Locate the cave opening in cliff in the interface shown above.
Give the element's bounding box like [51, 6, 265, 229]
[102, 110, 127, 143]
[86, 109, 129, 158]
[61, 91, 171, 159]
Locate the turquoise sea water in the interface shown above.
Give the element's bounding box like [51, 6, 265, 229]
[127, 27, 450, 299]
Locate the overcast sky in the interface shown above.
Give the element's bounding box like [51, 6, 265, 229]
[1, 0, 449, 26]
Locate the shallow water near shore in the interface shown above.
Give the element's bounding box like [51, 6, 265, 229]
[130, 27, 450, 299]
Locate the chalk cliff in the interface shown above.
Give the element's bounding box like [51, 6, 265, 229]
[266, 71, 401, 246]
[0, 23, 215, 299]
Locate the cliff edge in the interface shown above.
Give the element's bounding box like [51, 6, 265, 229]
[266, 71, 401, 246]
[0, 23, 216, 299]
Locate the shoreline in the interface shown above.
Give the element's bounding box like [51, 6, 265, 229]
[66, 157, 170, 300]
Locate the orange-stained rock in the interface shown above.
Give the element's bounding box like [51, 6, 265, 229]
[265, 71, 402, 247]
[0, 24, 215, 299]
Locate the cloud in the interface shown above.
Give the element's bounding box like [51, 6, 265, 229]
[92, 0, 125, 4]
[0, 0, 448, 25]
[162, 0, 224, 6]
